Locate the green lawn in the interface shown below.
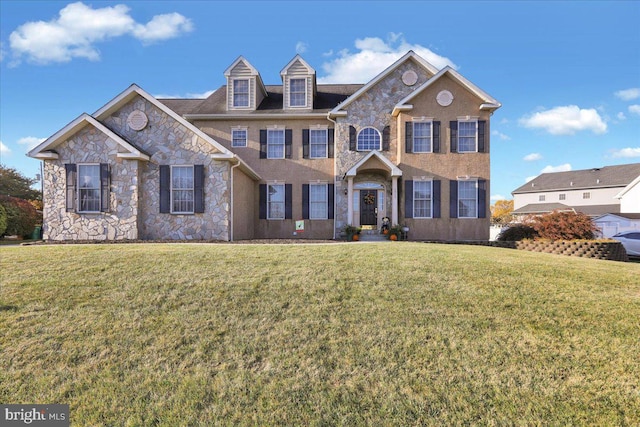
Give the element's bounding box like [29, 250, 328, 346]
[1, 242, 639, 426]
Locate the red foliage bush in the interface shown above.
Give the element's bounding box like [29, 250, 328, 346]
[0, 195, 40, 237]
[529, 210, 597, 241]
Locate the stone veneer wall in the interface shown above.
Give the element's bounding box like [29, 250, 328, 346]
[43, 127, 139, 240]
[103, 97, 231, 240]
[334, 61, 432, 232]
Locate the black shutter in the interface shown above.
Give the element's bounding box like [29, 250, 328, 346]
[259, 130, 267, 159]
[302, 184, 309, 219]
[433, 180, 441, 218]
[382, 126, 390, 151]
[328, 184, 334, 219]
[100, 163, 110, 212]
[349, 126, 356, 151]
[405, 180, 413, 219]
[478, 120, 486, 153]
[259, 184, 267, 219]
[433, 121, 441, 153]
[328, 128, 335, 158]
[194, 164, 205, 213]
[405, 122, 413, 153]
[285, 184, 292, 219]
[302, 129, 310, 159]
[159, 165, 170, 213]
[450, 121, 458, 153]
[478, 179, 487, 218]
[450, 180, 458, 218]
[65, 163, 76, 212]
[285, 129, 293, 159]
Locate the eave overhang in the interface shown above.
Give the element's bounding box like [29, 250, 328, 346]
[345, 151, 402, 178]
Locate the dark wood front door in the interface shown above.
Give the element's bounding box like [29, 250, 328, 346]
[360, 190, 377, 226]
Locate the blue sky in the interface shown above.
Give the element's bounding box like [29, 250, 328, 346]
[1, 0, 639, 201]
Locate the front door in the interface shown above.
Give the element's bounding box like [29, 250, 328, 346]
[360, 190, 377, 226]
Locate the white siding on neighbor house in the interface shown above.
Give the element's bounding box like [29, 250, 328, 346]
[594, 214, 640, 237]
[619, 180, 640, 213]
[514, 187, 624, 210]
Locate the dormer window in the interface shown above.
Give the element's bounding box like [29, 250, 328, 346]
[233, 79, 249, 108]
[290, 78, 307, 107]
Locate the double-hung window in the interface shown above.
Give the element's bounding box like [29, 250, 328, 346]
[458, 120, 477, 152]
[357, 127, 381, 151]
[267, 129, 285, 159]
[413, 180, 433, 218]
[458, 180, 478, 218]
[290, 78, 306, 107]
[309, 184, 328, 219]
[171, 166, 194, 214]
[233, 79, 249, 108]
[78, 164, 101, 212]
[267, 183, 285, 219]
[232, 128, 247, 147]
[413, 122, 432, 153]
[310, 129, 328, 158]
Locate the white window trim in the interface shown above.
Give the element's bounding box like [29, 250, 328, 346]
[309, 182, 328, 220]
[77, 163, 101, 213]
[267, 182, 285, 220]
[170, 165, 195, 214]
[231, 127, 248, 147]
[412, 120, 433, 153]
[357, 127, 381, 151]
[289, 77, 307, 108]
[413, 179, 433, 218]
[458, 179, 478, 219]
[309, 128, 328, 159]
[232, 78, 250, 109]
[457, 119, 478, 153]
[267, 128, 285, 159]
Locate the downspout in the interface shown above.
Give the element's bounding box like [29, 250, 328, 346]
[229, 161, 240, 242]
[327, 112, 338, 240]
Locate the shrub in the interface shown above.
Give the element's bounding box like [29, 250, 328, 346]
[0, 204, 7, 236]
[0, 196, 39, 238]
[497, 224, 538, 241]
[531, 210, 597, 241]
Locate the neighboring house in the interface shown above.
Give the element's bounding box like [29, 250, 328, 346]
[512, 163, 640, 219]
[28, 51, 501, 241]
[593, 213, 640, 238]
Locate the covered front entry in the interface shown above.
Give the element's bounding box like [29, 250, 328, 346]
[344, 151, 402, 227]
[360, 190, 377, 225]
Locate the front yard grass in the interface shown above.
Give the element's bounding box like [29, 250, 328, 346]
[1, 242, 639, 425]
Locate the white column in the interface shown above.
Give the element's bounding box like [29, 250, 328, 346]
[392, 176, 398, 225]
[347, 177, 354, 224]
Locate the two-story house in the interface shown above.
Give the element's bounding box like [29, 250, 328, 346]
[28, 51, 501, 241]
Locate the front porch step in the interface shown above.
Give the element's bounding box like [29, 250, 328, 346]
[358, 230, 389, 242]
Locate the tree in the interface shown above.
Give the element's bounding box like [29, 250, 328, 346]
[531, 210, 597, 240]
[0, 164, 41, 201]
[491, 199, 514, 225]
[0, 196, 39, 237]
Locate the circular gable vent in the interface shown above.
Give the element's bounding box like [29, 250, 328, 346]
[436, 90, 454, 107]
[127, 110, 148, 131]
[402, 70, 418, 86]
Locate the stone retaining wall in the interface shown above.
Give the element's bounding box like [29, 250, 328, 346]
[485, 240, 628, 262]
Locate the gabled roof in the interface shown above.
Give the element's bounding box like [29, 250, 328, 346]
[512, 163, 640, 194]
[28, 113, 149, 161]
[345, 151, 402, 177]
[93, 84, 234, 159]
[512, 203, 620, 217]
[615, 174, 640, 199]
[280, 54, 315, 77]
[223, 55, 267, 99]
[329, 50, 439, 117]
[392, 66, 501, 116]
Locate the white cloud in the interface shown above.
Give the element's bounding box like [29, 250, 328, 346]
[617, 112, 627, 120]
[519, 105, 607, 135]
[490, 194, 506, 201]
[9, 2, 192, 65]
[154, 90, 214, 99]
[0, 141, 11, 155]
[295, 41, 308, 54]
[17, 136, 46, 150]
[523, 153, 542, 161]
[318, 34, 457, 83]
[491, 130, 510, 140]
[610, 147, 640, 158]
[629, 105, 640, 116]
[615, 88, 640, 101]
[541, 163, 572, 174]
